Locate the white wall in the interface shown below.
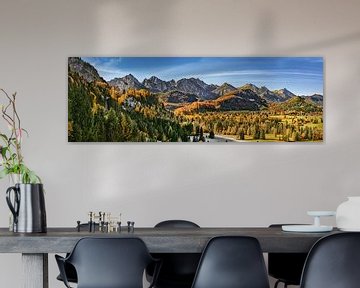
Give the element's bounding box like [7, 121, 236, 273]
[1, 0, 360, 287]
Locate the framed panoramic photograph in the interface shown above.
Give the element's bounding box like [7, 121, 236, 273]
[68, 57, 323, 143]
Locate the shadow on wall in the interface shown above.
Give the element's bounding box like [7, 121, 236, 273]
[254, 11, 276, 53]
[254, 9, 360, 53]
[94, 0, 179, 54]
[283, 31, 360, 53]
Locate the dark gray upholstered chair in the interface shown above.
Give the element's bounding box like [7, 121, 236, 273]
[147, 220, 201, 288]
[300, 232, 360, 288]
[56, 223, 98, 284]
[55, 237, 160, 288]
[154, 220, 200, 229]
[191, 236, 270, 288]
[268, 224, 308, 288]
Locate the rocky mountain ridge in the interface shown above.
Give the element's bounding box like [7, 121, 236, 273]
[108, 74, 144, 92]
[212, 83, 237, 97]
[109, 74, 322, 105]
[68, 57, 323, 107]
[68, 57, 105, 83]
[143, 76, 176, 92]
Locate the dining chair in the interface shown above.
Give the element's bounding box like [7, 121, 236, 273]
[191, 236, 270, 288]
[56, 223, 99, 284]
[146, 220, 201, 288]
[268, 224, 308, 288]
[300, 232, 360, 288]
[55, 237, 161, 288]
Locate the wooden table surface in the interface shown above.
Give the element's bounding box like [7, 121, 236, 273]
[0, 226, 340, 288]
[0, 226, 339, 253]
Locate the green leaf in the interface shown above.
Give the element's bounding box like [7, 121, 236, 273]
[0, 133, 8, 141]
[1, 146, 8, 158]
[17, 164, 41, 184]
[0, 168, 9, 179]
[28, 171, 40, 184]
[21, 128, 29, 137]
[10, 153, 17, 161]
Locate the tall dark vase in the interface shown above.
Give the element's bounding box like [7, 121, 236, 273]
[6, 183, 47, 233]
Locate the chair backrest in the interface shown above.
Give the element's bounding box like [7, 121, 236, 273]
[191, 236, 270, 288]
[300, 232, 360, 288]
[67, 237, 154, 288]
[155, 219, 200, 228]
[268, 224, 308, 285]
[150, 220, 201, 286]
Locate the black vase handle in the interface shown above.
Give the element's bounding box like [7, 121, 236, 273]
[6, 186, 20, 224]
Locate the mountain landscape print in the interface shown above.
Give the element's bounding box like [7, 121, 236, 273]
[68, 57, 323, 142]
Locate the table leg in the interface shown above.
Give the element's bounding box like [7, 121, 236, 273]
[22, 253, 48, 288]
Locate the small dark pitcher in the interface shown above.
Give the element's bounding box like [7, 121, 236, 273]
[6, 183, 47, 233]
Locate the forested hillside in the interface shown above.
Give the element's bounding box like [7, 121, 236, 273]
[68, 71, 192, 142]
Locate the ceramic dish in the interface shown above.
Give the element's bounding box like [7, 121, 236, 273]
[282, 225, 333, 232]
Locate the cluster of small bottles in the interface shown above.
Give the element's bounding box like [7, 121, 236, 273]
[76, 211, 135, 233]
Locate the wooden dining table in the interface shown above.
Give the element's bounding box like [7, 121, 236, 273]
[0, 226, 339, 288]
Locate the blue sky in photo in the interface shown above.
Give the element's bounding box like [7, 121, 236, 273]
[82, 57, 323, 95]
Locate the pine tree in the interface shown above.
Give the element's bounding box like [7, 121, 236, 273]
[260, 129, 265, 140]
[105, 108, 121, 141]
[239, 130, 245, 140]
[68, 78, 93, 141]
